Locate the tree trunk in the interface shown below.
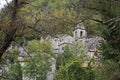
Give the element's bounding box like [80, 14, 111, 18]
[0, 0, 19, 59]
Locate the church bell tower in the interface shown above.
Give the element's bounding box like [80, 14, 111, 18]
[74, 21, 86, 45]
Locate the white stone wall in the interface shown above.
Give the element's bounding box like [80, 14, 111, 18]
[74, 29, 86, 40]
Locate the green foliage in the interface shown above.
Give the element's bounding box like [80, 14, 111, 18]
[0, 0, 120, 80]
[85, 20, 104, 36]
[85, 1, 120, 80]
[7, 49, 20, 63]
[1, 49, 22, 80]
[2, 62, 22, 80]
[56, 41, 96, 80]
[103, 61, 120, 80]
[100, 41, 120, 61]
[18, 0, 78, 36]
[24, 40, 55, 80]
[27, 40, 55, 58]
[56, 59, 87, 80]
[56, 41, 87, 70]
[92, 2, 120, 79]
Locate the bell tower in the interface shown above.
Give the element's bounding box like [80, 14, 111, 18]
[74, 21, 86, 40]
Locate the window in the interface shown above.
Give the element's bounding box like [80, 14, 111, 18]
[80, 31, 83, 37]
[75, 31, 77, 38]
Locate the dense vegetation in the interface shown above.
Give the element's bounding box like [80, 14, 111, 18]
[0, 0, 120, 80]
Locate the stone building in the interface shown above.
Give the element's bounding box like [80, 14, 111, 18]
[0, 21, 101, 80]
[52, 21, 100, 58]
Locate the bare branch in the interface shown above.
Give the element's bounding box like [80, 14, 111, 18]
[22, 46, 34, 63]
[90, 18, 105, 24]
[5, 0, 13, 8]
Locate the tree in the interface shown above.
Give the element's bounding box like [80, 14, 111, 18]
[1, 49, 22, 80]
[23, 40, 55, 80]
[72, 0, 120, 80]
[53, 1, 120, 79]
[0, 0, 78, 59]
[2, 62, 22, 80]
[56, 41, 95, 80]
[0, 0, 31, 59]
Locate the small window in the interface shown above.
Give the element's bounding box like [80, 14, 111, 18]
[75, 31, 77, 37]
[80, 31, 83, 37]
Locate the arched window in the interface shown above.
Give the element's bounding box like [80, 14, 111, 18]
[75, 31, 77, 38]
[80, 31, 83, 37]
